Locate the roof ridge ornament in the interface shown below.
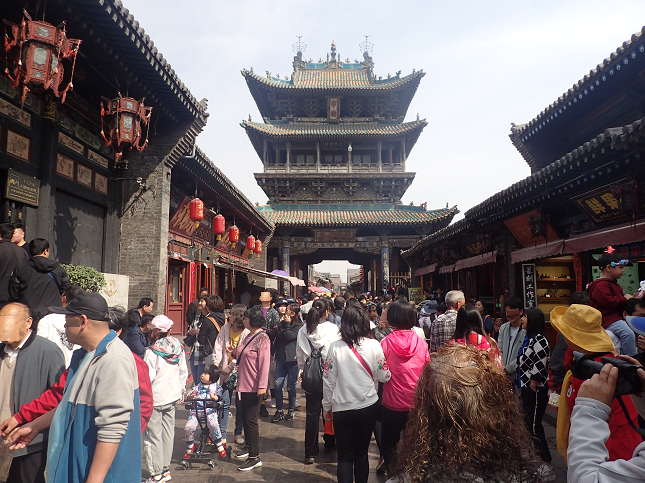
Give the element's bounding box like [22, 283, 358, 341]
[292, 36, 307, 71]
[360, 35, 374, 72]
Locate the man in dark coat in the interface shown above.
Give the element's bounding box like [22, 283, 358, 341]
[9, 238, 71, 322]
[0, 223, 29, 309]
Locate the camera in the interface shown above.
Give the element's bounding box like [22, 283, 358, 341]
[571, 352, 643, 396]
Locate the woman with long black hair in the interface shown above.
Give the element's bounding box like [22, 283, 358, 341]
[451, 304, 501, 367]
[322, 306, 391, 483]
[296, 298, 341, 463]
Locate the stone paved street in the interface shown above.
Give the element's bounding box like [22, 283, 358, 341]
[147, 389, 568, 483]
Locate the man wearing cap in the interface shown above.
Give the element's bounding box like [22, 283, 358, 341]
[143, 315, 187, 483]
[551, 304, 641, 462]
[5, 292, 141, 483]
[0, 302, 64, 483]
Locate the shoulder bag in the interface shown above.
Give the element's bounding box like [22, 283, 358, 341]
[345, 341, 373, 379]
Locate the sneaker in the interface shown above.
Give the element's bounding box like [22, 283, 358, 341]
[537, 464, 556, 482]
[235, 435, 245, 445]
[217, 444, 228, 458]
[305, 456, 315, 464]
[295, 399, 301, 408]
[238, 456, 262, 471]
[162, 471, 172, 482]
[284, 410, 295, 421]
[145, 475, 164, 483]
[259, 404, 269, 417]
[234, 446, 250, 459]
[271, 410, 284, 423]
[269, 400, 276, 408]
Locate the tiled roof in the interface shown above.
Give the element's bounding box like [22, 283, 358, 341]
[402, 219, 472, 259]
[241, 68, 424, 91]
[466, 119, 642, 220]
[510, 26, 645, 140]
[258, 205, 458, 226]
[241, 119, 427, 138]
[80, 0, 207, 119]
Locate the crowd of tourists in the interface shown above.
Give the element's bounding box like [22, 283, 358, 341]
[1, 221, 645, 483]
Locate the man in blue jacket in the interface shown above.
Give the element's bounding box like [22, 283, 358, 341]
[6, 293, 141, 483]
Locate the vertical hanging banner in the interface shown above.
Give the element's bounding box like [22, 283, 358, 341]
[188, 263, 197, 303]
[381, 247, 389, 292]
[522, 263, 537, 309]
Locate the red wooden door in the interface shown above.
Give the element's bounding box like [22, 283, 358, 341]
[167, 259, 188, 336]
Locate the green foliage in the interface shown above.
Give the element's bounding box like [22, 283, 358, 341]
[62, 264, 106, 293]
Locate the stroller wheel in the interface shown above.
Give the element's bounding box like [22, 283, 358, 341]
[207, 460, 215, 468]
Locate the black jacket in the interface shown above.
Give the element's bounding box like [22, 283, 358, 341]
[0, 239, 29, 305]
[123, 325, 148, 359]
[197, 312, 224, 352]
[274, 319, 303, 363]
[10, 256, 71, 321]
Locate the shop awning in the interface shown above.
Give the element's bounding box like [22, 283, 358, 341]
[414, 263, 437, 276]
[511, 240, 565, 264]
[564, 221, 645, 253]
[439, 264, 455, 274]
[455, 251, 498, 271]
[216, 257, 305, 287]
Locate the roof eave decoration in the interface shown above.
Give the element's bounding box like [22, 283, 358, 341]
[401, 218, 471, 260]
[240, 119, 428, 138]
[510, 26, 645, 143]
[83, 0, 207, 121]
[467, 118, 644, 221]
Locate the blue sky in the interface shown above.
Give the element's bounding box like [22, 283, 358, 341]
[122, 0, 645, 278]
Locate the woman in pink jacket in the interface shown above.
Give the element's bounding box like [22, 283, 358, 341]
[380, 300, 430, 474]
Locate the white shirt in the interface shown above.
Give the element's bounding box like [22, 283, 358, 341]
[506, 325, 520, 366]
[3, 332, 31, 364]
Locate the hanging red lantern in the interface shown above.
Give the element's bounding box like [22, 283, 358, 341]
[247, 235, 256, 253]
[4, 10, 81, 107]
[229, 225, 239, 248]
[100, 94, 152, 168]
[213, 214, 225, 240]
[254, 239, 263, 258]
[189, 198, 204, 222]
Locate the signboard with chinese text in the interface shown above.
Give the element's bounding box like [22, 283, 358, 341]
[504, 210, 560, 248]
[522, 263, 537, 309]
[574, 185, 645, 224]
[169, 196, 200, 238]
[408, 287, 424, 304]
[5, 169, 40, 206]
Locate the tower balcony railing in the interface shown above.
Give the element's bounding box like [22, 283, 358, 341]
[263, 164, 404, 174]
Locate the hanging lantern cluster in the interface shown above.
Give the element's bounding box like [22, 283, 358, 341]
[100, 94, 152, 168]
[4, 9, 81, 107]
[229, 225, 239, 248]
[247, 235, 256, 254]
[213, 214, 225, 240]
[254, 239, 263, 258]
[189, 198, 204, 222]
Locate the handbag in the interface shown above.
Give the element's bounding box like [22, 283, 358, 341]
[226, 368, 238, 390]
[345, 341, 373, 379]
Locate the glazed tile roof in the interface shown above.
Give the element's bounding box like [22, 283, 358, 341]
[257, 205, 458, 226]
[242, 68, 424, 91]
[241, 119, 427, 138]
[510, 26, 645, 140]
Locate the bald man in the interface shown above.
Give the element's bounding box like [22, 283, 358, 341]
[0, 303, 64, 483]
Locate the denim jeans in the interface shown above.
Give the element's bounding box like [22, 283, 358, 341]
[218, 387, 231, 441]
[606, 319, 637, 356]
[274, 360, 299, 411]
[189, 354, 204, 386]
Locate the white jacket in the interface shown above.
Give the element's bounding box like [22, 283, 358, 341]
[37, 313, 80, 367]
[322, 337, 391, 413]
[296, 321, 341, 370]
[567, 397, 645, 483]
[144, 346, 188, 406]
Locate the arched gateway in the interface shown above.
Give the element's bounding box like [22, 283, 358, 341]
[241, 41, 458, 294]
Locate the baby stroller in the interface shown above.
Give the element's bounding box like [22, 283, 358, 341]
[180, 399, 230, 469]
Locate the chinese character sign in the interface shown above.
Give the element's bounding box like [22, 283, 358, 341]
[522, 264, 537, 309]
[381, 247, 389, 290]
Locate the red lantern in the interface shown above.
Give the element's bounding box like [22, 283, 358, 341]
[254, 239, 263, 258]
[213, 214, 225, 240]
[100, 94, 152, 168]
[229, 225, 239, 248]
[4, 10, 81, 107]
[189, 198, 204, 222]
[247, 235, 256, 253]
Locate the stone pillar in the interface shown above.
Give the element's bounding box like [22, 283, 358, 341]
[281, 247, 290, 296]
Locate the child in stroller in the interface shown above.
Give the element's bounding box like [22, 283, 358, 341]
[184, 365, 227, 459]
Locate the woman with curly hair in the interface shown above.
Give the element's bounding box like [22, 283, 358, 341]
[389, 344, 541, 483]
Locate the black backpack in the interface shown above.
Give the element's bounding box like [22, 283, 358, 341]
[301, 339, 324, 394]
